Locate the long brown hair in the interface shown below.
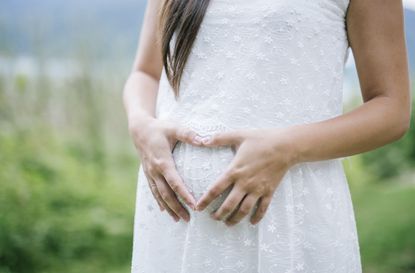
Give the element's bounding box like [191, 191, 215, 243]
[158, 0, 211, 99]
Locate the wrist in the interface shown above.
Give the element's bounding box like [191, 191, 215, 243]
[128, 114, 157, 140]
[271, 126, 302, 167]
[283, 124, 311, 166]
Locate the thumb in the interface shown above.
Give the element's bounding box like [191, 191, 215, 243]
[202, 130, 243, 147]
[171, 125, 202, 146]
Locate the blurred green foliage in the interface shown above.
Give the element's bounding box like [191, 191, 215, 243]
[355, 184, 415, 273]
[344, 154, 415, 273]
[0, 70, 138, 273]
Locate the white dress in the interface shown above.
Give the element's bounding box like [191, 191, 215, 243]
[131, 0, 362, 272]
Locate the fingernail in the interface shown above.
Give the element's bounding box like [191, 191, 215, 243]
[183, 215, 190, 222]
[188, 198, 196, 209]
[193, 135, 203, 144]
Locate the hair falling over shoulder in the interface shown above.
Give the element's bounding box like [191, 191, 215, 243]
[158, 0, 211, 99]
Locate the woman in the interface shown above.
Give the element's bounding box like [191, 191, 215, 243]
[123, 0, 411, 272]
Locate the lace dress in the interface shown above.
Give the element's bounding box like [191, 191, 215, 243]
[131, 0, 362, 272]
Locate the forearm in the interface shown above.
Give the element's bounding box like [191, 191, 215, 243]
[122, 70, 159, 129]
[284, 95, 411, 165]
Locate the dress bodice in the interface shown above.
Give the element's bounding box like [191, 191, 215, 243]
[155, 0, 350, 136]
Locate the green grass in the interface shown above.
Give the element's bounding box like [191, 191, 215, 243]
[354, 183, 415, 273]
[345, 156, 415, 273]
[0, 127, 138, 273]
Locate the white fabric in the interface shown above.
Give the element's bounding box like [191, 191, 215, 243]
[131, 0, 362, 272]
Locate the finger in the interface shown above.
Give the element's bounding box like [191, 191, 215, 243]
[146, 163, 182, 221]
[149, 173, 180, 221]
[154, 174, 191, 222]
[196, 172, 234, 211]
[157, 179, 190, 222]
[158, 193, 181, 222]
[172, 125, 203, 146]
[250, 195, 273, 225]
[154, 189, 179, 222]
[201, 130, 244, 147]
[147, 176, 165, 211]
[143, 163, 165, 211]
[160, 157, 197, 210]
[211, 187, 246, 221]
[145, 168, 181, 221]
[225, 194, 259, 226]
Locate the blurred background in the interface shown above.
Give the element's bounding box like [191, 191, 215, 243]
[0, 1, 414, 273]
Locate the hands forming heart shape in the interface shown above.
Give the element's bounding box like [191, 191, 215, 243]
[130, 117, 298, 226]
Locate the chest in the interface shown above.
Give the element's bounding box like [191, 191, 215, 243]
[202, 0, 348, 31]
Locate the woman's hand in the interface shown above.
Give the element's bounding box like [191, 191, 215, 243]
[194, 127, 298, 226]
[129, 116, 203, 222]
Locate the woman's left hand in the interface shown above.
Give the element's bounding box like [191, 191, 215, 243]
[194, 127, 298, 226]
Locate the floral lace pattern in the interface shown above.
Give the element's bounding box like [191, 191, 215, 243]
[131, 0, 362, 272]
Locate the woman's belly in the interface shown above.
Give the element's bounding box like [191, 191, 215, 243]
[172, 140, 236, 213]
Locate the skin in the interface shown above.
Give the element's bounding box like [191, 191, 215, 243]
[123, 0, 411, 225]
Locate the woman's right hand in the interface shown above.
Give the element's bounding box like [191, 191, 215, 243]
[129, 116, 204, 223]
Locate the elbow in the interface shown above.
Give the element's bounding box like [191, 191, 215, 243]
[122, 72, 136, 98]
[384, 92, 412, 141]
[393, 110, 411, 141]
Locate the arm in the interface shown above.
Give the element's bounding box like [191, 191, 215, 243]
[122, 0, 162, 133]
[123, 0, 199, 222]
[287, 0, 411, 165]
